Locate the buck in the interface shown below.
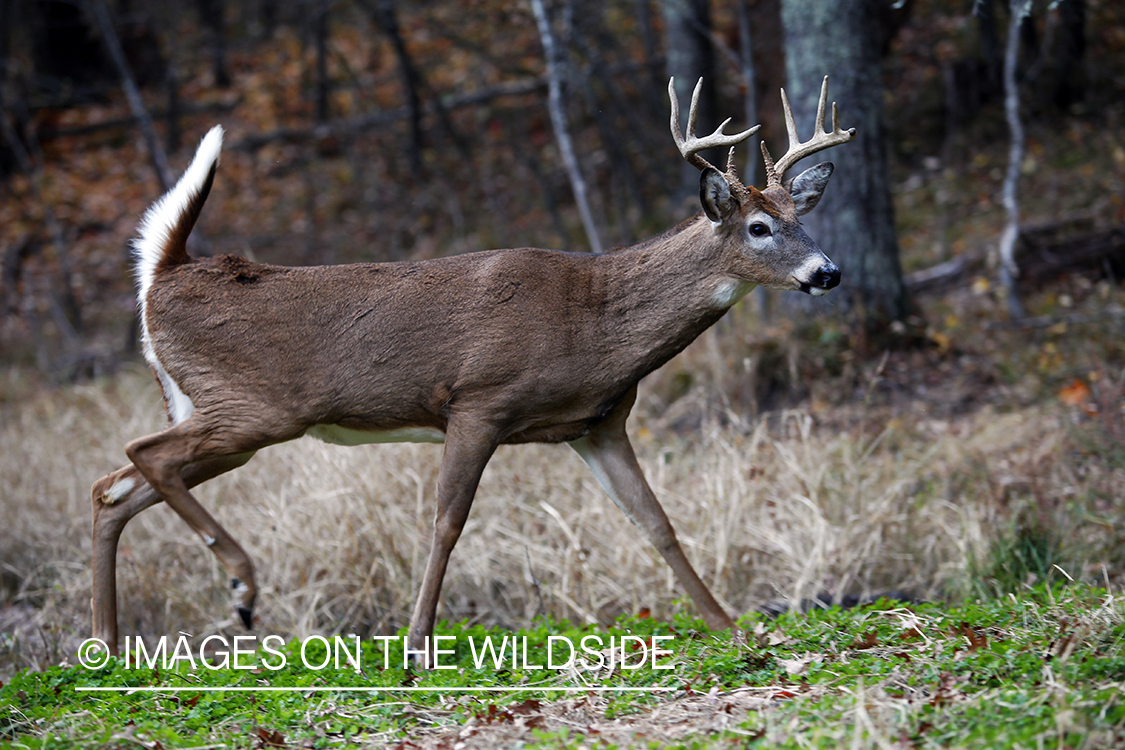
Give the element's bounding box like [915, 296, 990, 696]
[91, 77, 854, 660]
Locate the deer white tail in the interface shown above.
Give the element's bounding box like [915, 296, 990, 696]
[132, 125, 223, 426]
[133, 125, 223, 301]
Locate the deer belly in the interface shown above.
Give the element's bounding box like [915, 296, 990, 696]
[304, 424, 446, 446]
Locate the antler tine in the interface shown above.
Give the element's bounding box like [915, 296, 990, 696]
[814, 76, 828, 139]
[780, 87, 800, 155]
[669, 76, 760, 174]
[764, 75, 856, 187]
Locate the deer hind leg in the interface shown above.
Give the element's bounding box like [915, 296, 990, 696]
[91, 452, 256, 654]
[569, 390, 736, 632]
[407, 421, 497, 667]
[123, 419, 280, 636]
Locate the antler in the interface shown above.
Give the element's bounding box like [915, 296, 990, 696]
[669, 77, 760, 174]
[762, 76, 856, 187]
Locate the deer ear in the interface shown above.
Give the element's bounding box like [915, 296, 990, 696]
[700, 168, 737, 223]
[785, 162, 834, 216]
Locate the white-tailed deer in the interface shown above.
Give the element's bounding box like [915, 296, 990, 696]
[91, 77, 854, 660]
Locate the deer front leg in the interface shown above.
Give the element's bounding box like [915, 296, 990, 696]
[407, 422, 497, 667]
[91, 452, 256, 655]
[569, 391, 735, 632]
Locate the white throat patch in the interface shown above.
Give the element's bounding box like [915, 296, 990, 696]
[710, 278, 755, 309]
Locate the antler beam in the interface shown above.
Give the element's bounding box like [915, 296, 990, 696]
[669, 77, 760, 174]
[762, 76, 856, 187]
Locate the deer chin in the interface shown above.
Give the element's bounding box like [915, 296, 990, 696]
[792, 277, 834, 296]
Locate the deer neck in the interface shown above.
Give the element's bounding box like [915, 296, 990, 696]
[599, 215, 750, 378]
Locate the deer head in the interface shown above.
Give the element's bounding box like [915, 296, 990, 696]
[669, 76, 855, 296]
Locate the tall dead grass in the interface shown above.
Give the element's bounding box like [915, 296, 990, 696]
[0, 356, 1118, 674]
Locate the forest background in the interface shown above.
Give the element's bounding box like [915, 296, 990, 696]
[1, 0, 1125, 680]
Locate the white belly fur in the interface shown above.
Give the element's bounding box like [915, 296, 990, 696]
[305, 424, 447, 446]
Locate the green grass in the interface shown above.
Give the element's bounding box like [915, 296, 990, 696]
[3, 584, 1124, 748]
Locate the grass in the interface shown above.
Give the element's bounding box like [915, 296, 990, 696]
[2, 584, 1124, 748]
[0, 365, 1093, 665]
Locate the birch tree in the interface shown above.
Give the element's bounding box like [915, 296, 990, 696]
[997, 0, 1032, 319]
[530, 0, 603, 254]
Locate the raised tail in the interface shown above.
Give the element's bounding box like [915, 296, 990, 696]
[133, 125, 223, 301]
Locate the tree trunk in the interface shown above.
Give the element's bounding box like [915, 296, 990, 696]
[735, 0, 759, 188]
[164, 0, 183, 153]
[998, 0, 1031, 319]
[976, 0, 1003, 94]
[1050, 0, 1085, 111]
[780, 0, 907, 324]
[634, 0, 664, 112]
[530, 0, 604, 255]
[198, 0, 231, 88]
[88, 0, 172, 189]
[662, 0, 717, 201]
[368, 0, 423, 170]
[314, 0, 330, 124]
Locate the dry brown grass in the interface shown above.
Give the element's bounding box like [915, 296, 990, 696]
[4, 305, 1119, 680]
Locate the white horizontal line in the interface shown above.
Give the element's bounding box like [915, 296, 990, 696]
[76, 685, 675, 693]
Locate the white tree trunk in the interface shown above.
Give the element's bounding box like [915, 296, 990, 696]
[998, 0, 1031, 319]
[529, 0, 603, 255]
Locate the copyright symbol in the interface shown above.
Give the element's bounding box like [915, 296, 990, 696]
[77, 638, 111, 669]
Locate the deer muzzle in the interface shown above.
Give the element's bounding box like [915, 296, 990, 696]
[795, 259, 841, 296]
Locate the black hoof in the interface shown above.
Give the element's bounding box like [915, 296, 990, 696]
[238, 606, 254, 630]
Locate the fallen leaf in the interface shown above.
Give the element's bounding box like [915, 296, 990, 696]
[256, 727, 285, 748]
[954, 622, 988, 652]
[508, 698, 542, 715]
[1058, 379, 1091, 407]
[852, 629, 880, 650]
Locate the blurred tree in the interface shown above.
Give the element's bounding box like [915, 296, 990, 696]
[88, 0, 171, 190]
[364, 0, 423, 169]
[634, 0, 664, 109]
[976, 0, 1003, 91]
[197, 0, 231, 88]
[663, 0, 718, 201]
[313, 0, 330, 124]
[0, 0, 12, 73]
[780, 0, 908, 325]
[530, 0, 603, 254]
[256, 0, 278, 39]
[29, 0, 111, 94]
[998, 0, 1030, 319]
[1047, 0, 1086, 111]
[734, 0, 759, 186]
[164, 0, 183, 152]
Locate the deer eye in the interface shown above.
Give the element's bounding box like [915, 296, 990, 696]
[749, 222, 772, 237]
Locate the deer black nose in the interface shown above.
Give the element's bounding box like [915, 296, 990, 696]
[813, 263, 841, 290]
